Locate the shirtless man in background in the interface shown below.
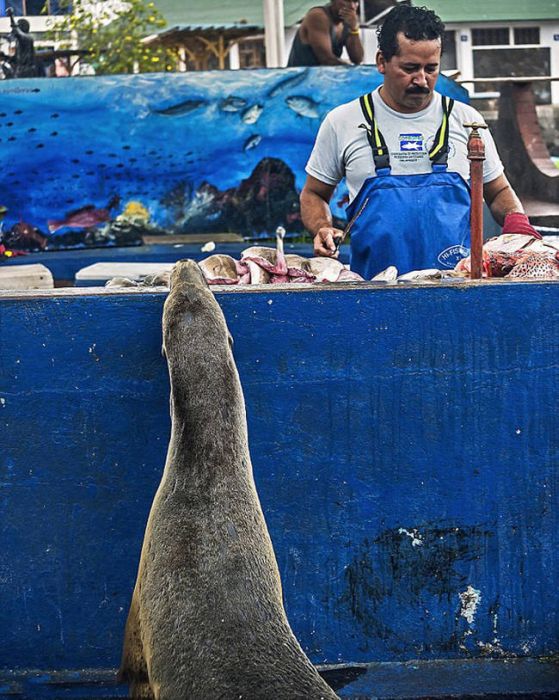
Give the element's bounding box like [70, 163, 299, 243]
[287, 0, 364, 66]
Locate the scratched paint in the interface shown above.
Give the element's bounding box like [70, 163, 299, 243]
[459, 586, 481, 625]
[398, 528, 423, 547]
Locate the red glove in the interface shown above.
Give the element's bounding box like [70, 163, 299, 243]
[501, 212, 542, 239]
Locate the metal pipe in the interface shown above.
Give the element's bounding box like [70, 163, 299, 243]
[464, 122, 488, 280]
[263, 0, 285, 67]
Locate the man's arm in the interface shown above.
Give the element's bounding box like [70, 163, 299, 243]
[484, 174, 541, 238]
[344, 31, 364, 65]
[6, 7, 17, 32]
[302, 9, 349, 66]
[339, 4, 363, 64]
[300, 174, 344, 257]
[483, 174, 523, 224]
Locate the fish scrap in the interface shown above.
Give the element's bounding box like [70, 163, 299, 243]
[104, 231, 559, 289]
[455, 234, 559, 279]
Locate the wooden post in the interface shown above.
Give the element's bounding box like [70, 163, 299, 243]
[464, 122, 488, 280]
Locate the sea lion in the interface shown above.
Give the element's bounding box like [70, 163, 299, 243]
[120, 259, 338, 700]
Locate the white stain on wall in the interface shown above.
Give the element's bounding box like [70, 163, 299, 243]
[459, 585, 481, 624]
[398, 528, 423, 547]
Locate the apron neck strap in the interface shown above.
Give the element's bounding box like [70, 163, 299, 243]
[359, 92, 390, 171]
[428, 95, 454, 166]
[359, 92, 455, 172]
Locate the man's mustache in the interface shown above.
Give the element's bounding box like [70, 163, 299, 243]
[406, 86, 430, 95]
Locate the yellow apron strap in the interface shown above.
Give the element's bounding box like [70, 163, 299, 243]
[429, 96, 455, 165]
[359, 92, 390, 170]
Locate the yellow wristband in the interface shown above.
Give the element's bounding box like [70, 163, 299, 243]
[349, 28, 360, 35]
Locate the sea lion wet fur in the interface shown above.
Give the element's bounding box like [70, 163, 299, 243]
[120, 259, 338, 699]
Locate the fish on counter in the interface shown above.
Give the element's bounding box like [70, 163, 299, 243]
[371, 266, 398, 282]
[455, 234, 559, 279]
[241, 226, 289, 282]
[106, 228, 557, 289]
[507, 252, 559, 279]
[199, 254, 250, 285]
[105, 272, 172, 288]
[105, 276, 139, 288]
[105, 227, 365, 288]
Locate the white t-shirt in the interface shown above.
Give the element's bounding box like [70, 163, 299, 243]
[306, 87, 504, 203]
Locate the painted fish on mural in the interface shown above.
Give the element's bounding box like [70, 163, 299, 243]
[219, 95, 248, 112]
[150, 99, 207, 116]
[243, 134, 262, 151]
[47, 195, 120, 233]
[267, 68, 310, 97]
[285, 95, 320, 119]
[241, 104, 264, 125]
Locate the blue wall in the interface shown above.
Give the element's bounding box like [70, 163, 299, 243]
[0, 281, 557, 672]
[0, 68, 469, 245]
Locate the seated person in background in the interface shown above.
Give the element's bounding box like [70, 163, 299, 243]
[287, 0, 363, 67]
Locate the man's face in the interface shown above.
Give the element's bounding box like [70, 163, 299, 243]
[377, 32, 441, 113]
[331, 0, 359, 22]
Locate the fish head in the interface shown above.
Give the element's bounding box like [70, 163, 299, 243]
[199, 254, 238, 282]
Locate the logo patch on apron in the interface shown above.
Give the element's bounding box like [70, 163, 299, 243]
[438, 244, 469, 268]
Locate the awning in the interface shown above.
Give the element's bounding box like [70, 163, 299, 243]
[142, 23, 263, 69]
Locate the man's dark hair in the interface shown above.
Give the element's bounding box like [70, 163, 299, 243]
[377, 5, 445, 60]
[16, 18, 30, 33]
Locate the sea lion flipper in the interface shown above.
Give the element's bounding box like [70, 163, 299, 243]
[119, 589, 151, 695]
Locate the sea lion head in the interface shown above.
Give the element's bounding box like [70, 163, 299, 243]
[169, 258, 209, 292]
[163, 259, 238, 410]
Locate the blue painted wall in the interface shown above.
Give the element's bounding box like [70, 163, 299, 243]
[0, 281, 557, 672]
[0, 68, 468, 246]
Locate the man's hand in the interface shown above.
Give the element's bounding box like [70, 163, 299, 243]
[501, 212, 542, 239]
[339, 2, 359, 31]
[313, 226, 344, 258]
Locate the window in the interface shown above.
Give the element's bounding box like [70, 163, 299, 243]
[471, 28, 509, 46]
[441, 30, 457, 71]
[9, 0, 70, 14]
[237, 39, 265, 69]
[514, 27, 540, 45]
[473, 47, 551, 103]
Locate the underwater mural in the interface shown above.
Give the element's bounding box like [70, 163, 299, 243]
[0, 66, 468, 251]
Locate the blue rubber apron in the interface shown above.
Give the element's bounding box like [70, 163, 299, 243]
[346, 92, 471, 279]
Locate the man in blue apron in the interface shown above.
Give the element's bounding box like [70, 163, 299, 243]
[287, 0, 363, 67]
[300, 4, 541, 279]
